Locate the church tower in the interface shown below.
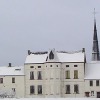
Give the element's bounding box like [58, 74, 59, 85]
[92, 12, 100, 61]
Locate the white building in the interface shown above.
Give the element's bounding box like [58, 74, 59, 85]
[0, 64, 25, 98]
[0, 18, 100, 98]
[24, 49, 85, 98]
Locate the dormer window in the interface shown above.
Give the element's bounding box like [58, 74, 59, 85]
[49, 51, 54, 60]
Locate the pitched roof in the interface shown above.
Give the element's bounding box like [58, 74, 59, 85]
[0, 66, 24, 76]
[25, 50, 85, 64]
[85, 61, 100, 79]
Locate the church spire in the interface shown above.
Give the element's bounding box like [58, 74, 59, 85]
[92, 9, 100, 61]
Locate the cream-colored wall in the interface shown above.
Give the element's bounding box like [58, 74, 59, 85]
[24, 62, 85, 98]
[61, 63, 85, 97]
[24, 64, 45, 98]
[44, 63, 61, 97]
[0, 75, 25, 98]
[85, 80, 100, 98]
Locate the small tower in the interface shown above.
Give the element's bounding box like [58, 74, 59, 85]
[92, 9, 100, 61]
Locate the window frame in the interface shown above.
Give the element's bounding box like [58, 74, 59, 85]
[38, 66, 41, 68]
[66, 65, 69, 67]
[90, 80, 93, 86]
[38, 85, 42, 94]
[12, 77, 15, 83]
[74, 84, 79, 94]
[65, 70, 70, 79]
[30, 66, 34, 68]
[96, 80, 99, 86]
[37, 71, 42, 80]
[74, 65, 78, 67]
[30, 71, 34, 80]
[30, 85, 35, 94]
[0, 78, 3, 84]
[65, 85, 70, 94]
[74, 70, 78, 79]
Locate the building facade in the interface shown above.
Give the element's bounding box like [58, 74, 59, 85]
[0, 18, 100, 98]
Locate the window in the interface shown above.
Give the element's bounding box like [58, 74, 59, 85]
[65, 71, 70, 79]
[49, 51, 54, 59]
[0, 78, 3, 83]
[12, 77, 15, 83]
[30, 71, 34, 80]
[74, 70, 78, 79]
[65, 85, 70, 94]
[38, 85, 42, 94]
[50, 65, 52, 67]
[30, 66, 34, 68]
[56, 65, 58, 67]
[30, 86, 35, 94]
[91, 91, 94, 96]
[12, 88, 16, 92]
[85, 92, 90, 97]
[66, 65, 69, 67]
[74, 65, 78, 67]
[90, 80, 93, 86]
[38, 66, 41, 68]
[38, 71, 42, 80]
[96, 80, 99, 86]
[74, 84, 79, 94]
[15, 69, 21, 71]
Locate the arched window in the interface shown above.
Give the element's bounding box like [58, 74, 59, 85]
[49, 51, 54, 59]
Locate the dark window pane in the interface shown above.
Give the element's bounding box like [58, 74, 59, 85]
[66, 65, 69, 67]
[30, 72, 34, 80]
[38, 71, 42, 80]
[30, 86, 35, 94]
[66, 85, 70, 94]
[74, 85, 79, 94]
[74, 65, 78, 67]
[0, 78, 3, 83]
[96, 80, 99, 86]
[30, 66, 34, 68]
[74, 70, 78, 79]
[85, 92, 90, 97]
[38, 85, 42, 94]
[12, 77, 15, 83]
[38, 66, 41, 68]
[90, 81, 93, 86]
[65, 71, 70, 79]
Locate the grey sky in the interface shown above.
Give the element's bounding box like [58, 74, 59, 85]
[0, 0, 100, 66]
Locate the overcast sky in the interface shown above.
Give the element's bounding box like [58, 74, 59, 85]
[0, 0, 100, 66]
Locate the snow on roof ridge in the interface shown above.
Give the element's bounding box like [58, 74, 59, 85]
[57, 50, 83, 54]
[31, 51, 48, 55]
[89, 61, 100, 63]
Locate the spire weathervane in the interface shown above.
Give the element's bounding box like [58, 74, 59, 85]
[93, 8, 96, 19]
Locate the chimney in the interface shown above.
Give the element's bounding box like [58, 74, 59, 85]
[28, 50, 31, 55]
[82, 48, 85, 53]
[8, 63, 11, 67]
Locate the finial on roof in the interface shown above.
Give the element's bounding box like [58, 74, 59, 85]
[93, 8, 96, 20]
[28, 50, 31, 55]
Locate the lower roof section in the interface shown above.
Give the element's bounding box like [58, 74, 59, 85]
[85, 61, 100, 79]
[0, 66, 24, 76]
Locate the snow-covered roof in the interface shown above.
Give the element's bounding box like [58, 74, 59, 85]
[25, 54, 47, 63]
[57, 52, 84, 62]
[85, 62, 100, 79]
[0, 66, 24, 76]
[25, 50, 85, 64]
